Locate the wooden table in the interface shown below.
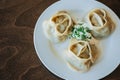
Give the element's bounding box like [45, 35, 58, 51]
[0, 0, 120, 80]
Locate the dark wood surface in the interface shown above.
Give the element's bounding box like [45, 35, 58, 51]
[0, 0, 120, 80]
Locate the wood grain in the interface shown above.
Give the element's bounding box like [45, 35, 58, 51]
[0, 0, 120, 80]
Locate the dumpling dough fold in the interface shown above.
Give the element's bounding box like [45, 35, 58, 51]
[64, 39, 97, 72]
[86, 8, 115, 39]
[43, 11, 74, 43]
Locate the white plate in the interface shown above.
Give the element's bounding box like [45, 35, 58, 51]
[34, 0, 120, 80]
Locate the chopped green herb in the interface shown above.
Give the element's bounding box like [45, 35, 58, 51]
[69, 23, 92, 41]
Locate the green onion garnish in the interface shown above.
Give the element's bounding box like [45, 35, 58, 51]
[69, 23, 92, 41]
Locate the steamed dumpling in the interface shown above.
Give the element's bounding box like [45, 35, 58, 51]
[86, 8, 115, 39]
[43, 11, 74, 43]
[64, 39, 97, 72]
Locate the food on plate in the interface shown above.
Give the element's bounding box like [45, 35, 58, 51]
[64, 39, 97, 72]
[42, 9, 115, 72]
[43, 11, 74, 43]
[86, 8, 115, 39]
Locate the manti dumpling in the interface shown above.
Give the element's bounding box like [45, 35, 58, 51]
[86, 8, 115, 39]
[64, 39, 97, 72]
[43, 11, 74, 43]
